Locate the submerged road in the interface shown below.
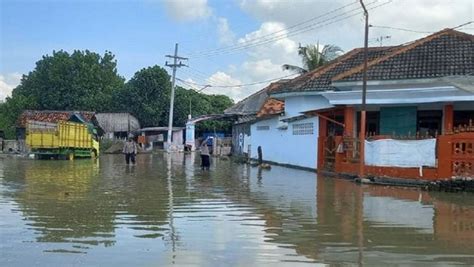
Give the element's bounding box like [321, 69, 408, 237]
[1, 153, 473, 266]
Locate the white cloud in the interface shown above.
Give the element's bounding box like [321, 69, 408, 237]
[183, 78, 201, 90]
[368, 0, 474, 44]
[181, 0, 473, 101]
[0, 73, 22, 101]
[238, 0, 474, 47]
[163, 0, 212, 22]
[237, 21, 298, 59]
[204, 71, 244, 100]
[217, 17, 236, 45]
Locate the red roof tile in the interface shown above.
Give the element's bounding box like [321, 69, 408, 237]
[256, 98, 285, 118]
[17, 110, 95, 128]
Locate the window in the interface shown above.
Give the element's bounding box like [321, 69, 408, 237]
[454, 111, 474, 128]
[256, 125, 270, 131]
[417, 110, 442, 137]
[380, 106, 417, 136]
[357, 111, 380, 136]
[293, 122, 314, 135]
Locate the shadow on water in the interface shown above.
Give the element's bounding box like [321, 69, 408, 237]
[0, 153, 473, 266]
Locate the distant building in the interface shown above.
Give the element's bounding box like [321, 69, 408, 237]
[134, 127, 184, 150]
[95, 113, 140, 139]
[224, 81, 288, 156]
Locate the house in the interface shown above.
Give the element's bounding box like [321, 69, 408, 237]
[95, 113, 140, 139]
[224, 80, 289, 156]
[134, 127, 185, 150]
[246, 28, 473, 179]
[312, 29, 474, 180]
[250, 46, 398, 169]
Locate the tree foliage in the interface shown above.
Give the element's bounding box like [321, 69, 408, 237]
[113, 66, 172, 127]
[115, 65, 234, 131]
[283, 43, 344, 74]
[0, 52, 234, 139]
[14, 50, 124, 111]
[0, 95, 37, 138]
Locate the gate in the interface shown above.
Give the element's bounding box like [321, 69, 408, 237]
[451, 134, 474, 178]
[323, 136, 337, 171]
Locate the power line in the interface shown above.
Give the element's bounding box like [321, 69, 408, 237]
[452, 21, 473, 30]
[185, 1, 360, 56]
[192, 4, 368, 57]
[369, 21, 473, 34]
[179, 67, 236, 88]
[190, 0, 391, 58]
[177, 73, 298, 88]
[369, 25, 433, 34]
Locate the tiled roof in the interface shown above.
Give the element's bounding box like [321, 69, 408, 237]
[17, 110, 95, 128]
[333, 29, 474, 82]
[272, 29, 473, 94]
[272, 46, 397, 94]
[224, 80, 288, 115]
[256, 98, 285, 118]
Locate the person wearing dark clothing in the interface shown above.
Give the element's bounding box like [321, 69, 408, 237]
[200, 138, 211, 170]
[123, 138, 138, 165]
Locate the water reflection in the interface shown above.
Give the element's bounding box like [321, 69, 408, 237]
[0, 153, 473, 266]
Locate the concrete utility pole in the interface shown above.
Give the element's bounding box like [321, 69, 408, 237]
[359, 0, 369, 178]
[165, 43, 187, 151]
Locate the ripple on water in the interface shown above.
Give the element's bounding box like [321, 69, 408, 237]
[0, 154, 474, 266]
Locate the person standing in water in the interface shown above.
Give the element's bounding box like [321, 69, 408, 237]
[123, 137, 138, 165]
[200, 137, 211, 170]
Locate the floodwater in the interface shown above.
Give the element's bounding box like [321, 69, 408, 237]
[1, 153, 473, 266]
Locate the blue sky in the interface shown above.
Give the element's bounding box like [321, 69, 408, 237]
[1, 0, 254, 78]
[1, 0, 473, 101]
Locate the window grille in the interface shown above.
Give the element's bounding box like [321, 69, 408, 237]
[292, 122, 314, 135]
[256, 125, 270, 131]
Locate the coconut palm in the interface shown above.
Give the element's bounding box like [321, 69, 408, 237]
[282, 42, 343, 74]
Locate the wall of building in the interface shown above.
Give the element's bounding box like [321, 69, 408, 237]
[250, 116, 318, 169]
[284, 95, 332, 117]
[232, 123, 251, 156]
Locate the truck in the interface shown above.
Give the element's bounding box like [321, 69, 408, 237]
[26, 120, 99, 160]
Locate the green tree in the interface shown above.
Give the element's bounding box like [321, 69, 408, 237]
[282, 43, 343, 74]
[116, 66, 234, 131]
[13, 50, 124, 111]
[114, 66, 172, 127]
[173, 87, 234, 134]
[0, 94, 37, 138]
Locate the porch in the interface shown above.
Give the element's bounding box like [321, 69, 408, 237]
[316, 104, 474, 180]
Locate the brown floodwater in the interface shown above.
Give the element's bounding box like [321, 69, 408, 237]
[0, 153, 473, 266]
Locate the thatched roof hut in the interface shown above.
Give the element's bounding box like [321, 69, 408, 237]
[95, 113, 140, 134]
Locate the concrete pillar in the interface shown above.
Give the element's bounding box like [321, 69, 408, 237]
[344, 106, 355, 137]
[443, 104, 454, 134]
[185, 121, 196, 151]
[318, 115, 328, 170]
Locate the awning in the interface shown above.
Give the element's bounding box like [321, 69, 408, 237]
[281, 114, 313, 123]
[322, 86, 474, 105]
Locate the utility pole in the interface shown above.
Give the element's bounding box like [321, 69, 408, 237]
[165, 43, 187, 151]
[359, 0, 369, 178]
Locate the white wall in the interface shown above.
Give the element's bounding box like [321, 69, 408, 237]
[284, 95, 332, 117]
[250, 116, 318, 169]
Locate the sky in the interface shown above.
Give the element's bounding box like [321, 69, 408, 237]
[1, 0, 473, 101]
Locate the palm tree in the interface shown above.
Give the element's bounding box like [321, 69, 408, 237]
[282, 42, 343, 74]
